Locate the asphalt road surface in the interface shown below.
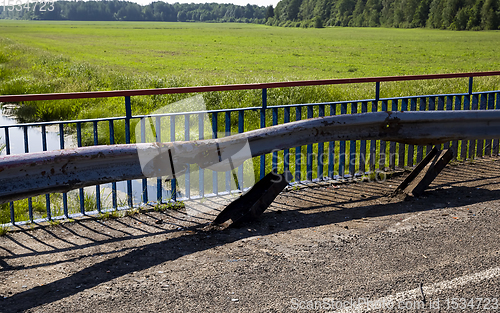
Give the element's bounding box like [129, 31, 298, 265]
[1, 157, 500, 312]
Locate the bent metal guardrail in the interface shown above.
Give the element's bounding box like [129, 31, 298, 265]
[1, 110, 500, 205]
[1, 71, 500, 225]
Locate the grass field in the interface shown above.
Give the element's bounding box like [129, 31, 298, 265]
[1, 20, 500, 123]
[1, 20, 500, 79]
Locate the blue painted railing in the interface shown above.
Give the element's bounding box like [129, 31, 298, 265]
[1, 72, 500, 225]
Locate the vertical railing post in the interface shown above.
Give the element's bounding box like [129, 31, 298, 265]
[260, 88, 267, 179]
[225, 112, 231, 192]
[93, 121, 101, 213]
[41, 125, 50, 221]
[284, 107, 290, 175]
[238, 110, 245, 191]
[198, 114, 204, 198]
[170, 115, 177, 201]
[317, 104, 325, 180]
[306, 106, 313, 181]
[339, 103, 347, 178]
[4, 127, 15, 225]
[212, 113, 218, 195]
[349, 102, 357, 177]
[124, 96, 133, 208]
[23, 126, 33, 222]
[469, 77, 474, 95]
[389, 100, 397, 170]
[156, 116, 163, 202]
[109, 120, 118, 209]
[375, 81, 380, 102]
[59, 123, 69, 217]
[76, 122, 85, 214]
[295, 106, 302, 182]
[407, 98, 417, 167]
[140, 118, 148, 204]
[399, 99, 408, 168]
[359, 101, 368, 175]
[464, 93, 471, 159]
[369, 101, 377, 172]
[185, 114, 191, 198]
[379, 100, 388, 171]
[272, 108, 278, 173]
[328, 104, 336, 179]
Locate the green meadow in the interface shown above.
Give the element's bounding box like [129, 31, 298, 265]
[1, 20, 500, 79]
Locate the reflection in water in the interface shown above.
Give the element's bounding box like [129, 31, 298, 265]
[0, 108, 76, 155]
[0, 107, 171, 206]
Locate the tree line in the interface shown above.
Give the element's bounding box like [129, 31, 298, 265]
[271, 0, 500, 29]
[0, 0, 498, 30]
[0, 1, 270, 23]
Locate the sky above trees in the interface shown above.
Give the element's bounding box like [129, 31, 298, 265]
[131, 0, 280, 7]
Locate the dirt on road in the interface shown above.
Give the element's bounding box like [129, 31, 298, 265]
[1, 157, 500, 312]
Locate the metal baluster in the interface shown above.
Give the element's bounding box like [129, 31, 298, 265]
[306, 106, 313, 181]
[77, 122, 85, 214]
[185, 114, 191, 198]
[328, 104, 336, 179]
[284, 107, 290, 175]
[156, 116, 163, 202]
[93, 121, 101, 213]
[443, 96, 452, 150]
[317, 104, 325, 180]
[469, 94, 478, 159]
[369, 101, 377, 172]
[238, 110, 244, 191]
[295, 106, 302, 182]
[417, 98, 426, 163]
[494, 93, 500, 156]
[124, 96, 133, 208]
[212, 113, 218, 195]
[485, 93, 495, 156]
[5, 127, 15, 225]
[59, 124, 69, 217]
[389, 99, 397, 170]
[452, 96, 461, 159]
[349, 102, 357, 177]
[477, 94, 487, 157]
[379, 100, 388, 171]
[260, 89, 267, 180]
[109, 120, 117, 209]
[170, 115, 177, 201]
[407, 98, 417, 167]
[41, 125, 50, 221]
[272, 108, 278, 173]
[198, 114, 204, 197]
[23, 126, 33, 221]
[426, 97, 435, 156]
[225, 112, 231, 193]
[339, 103, 347, 178]
[399, 99, 408, 168]
[463, 94, 471, 159]
[140, 119, 148, 204]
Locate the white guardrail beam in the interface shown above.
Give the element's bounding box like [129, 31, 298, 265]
[1, 110, 500, 204]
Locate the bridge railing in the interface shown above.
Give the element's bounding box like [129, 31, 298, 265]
[1, 71, 500, 225]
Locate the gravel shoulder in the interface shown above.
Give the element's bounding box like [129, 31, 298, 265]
[1, 157, 500, 312]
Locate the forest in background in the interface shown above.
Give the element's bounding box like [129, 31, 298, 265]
[0, 0, 499, 30]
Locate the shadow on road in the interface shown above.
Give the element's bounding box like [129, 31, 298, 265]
[2, 159, 500, 312]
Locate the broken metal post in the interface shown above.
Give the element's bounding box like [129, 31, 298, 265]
[393, 147, 454, 198]
[213, 171, 292, 226]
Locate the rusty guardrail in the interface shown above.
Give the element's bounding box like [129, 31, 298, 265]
[2, 110, 500, 205]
